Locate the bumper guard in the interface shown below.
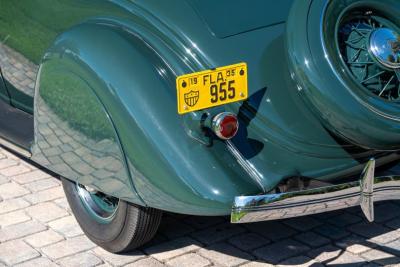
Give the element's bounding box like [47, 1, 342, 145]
[231, 159, 400, 223]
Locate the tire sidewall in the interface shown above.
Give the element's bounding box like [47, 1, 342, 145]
[62, 177, 128, 244]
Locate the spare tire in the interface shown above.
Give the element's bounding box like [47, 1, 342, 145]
[286, 0, 400, 150]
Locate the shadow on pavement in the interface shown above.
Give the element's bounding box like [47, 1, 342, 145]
[6, 147, 400, 266]
[137, 201, 400, 266]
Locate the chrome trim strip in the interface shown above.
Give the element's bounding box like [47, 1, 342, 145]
[231, 159, 400, 223]
[0, 136, 31, 158]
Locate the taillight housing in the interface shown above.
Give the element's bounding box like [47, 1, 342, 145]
[211, 112, 239, 140]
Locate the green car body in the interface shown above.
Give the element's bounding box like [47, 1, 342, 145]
[1, 0, 400, 218]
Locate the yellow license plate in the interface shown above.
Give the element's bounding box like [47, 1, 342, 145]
[176, 62, 248, 114]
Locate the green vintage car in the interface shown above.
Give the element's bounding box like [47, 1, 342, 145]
[1, 0, 400, 252]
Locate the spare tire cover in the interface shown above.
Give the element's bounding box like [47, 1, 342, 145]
[286, 0, 400, 150]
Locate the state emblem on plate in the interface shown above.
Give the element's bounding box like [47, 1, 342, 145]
[184, 90, 200, 107]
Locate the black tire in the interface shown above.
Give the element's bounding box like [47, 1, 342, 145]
[61, 177, 162, 253]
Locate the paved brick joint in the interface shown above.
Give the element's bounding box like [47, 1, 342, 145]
[1, 149, 400, 266]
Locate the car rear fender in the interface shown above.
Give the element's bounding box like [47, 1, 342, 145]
[32, 19, 261, 216]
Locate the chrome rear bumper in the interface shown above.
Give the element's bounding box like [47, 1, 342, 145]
[231, 159, 400, 223]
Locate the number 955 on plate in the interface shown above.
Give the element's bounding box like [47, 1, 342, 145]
[176, 62, 248, 114]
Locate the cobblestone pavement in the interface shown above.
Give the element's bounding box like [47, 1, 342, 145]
[2, 149, 400, 267]
[0, 42, 37, 97]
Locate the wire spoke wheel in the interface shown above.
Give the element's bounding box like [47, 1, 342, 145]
[288, 0, 400, 150]
[338, 11, 400, 101]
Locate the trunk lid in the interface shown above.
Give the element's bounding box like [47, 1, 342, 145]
[187, 0, 294, 38]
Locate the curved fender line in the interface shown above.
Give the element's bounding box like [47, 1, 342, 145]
[33, 59, 145, 206]
[85, 85, 147, 207]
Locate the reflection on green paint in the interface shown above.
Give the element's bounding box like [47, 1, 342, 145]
[0, 0, 125, 64]
[40, 60, 114, 140]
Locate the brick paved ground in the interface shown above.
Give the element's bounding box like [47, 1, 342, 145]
[1, 149, 400, 266]
[0, 42, 37, 97]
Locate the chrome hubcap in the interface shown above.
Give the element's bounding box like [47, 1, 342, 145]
[76, 183, 119, 223]
[338, 11, 400, 101]
[369, 28, 400, 69]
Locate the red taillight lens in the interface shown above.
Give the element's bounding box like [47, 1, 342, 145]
[211, 112, 239, 140]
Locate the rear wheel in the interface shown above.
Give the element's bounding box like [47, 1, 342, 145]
[61, 177, 162, 253]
